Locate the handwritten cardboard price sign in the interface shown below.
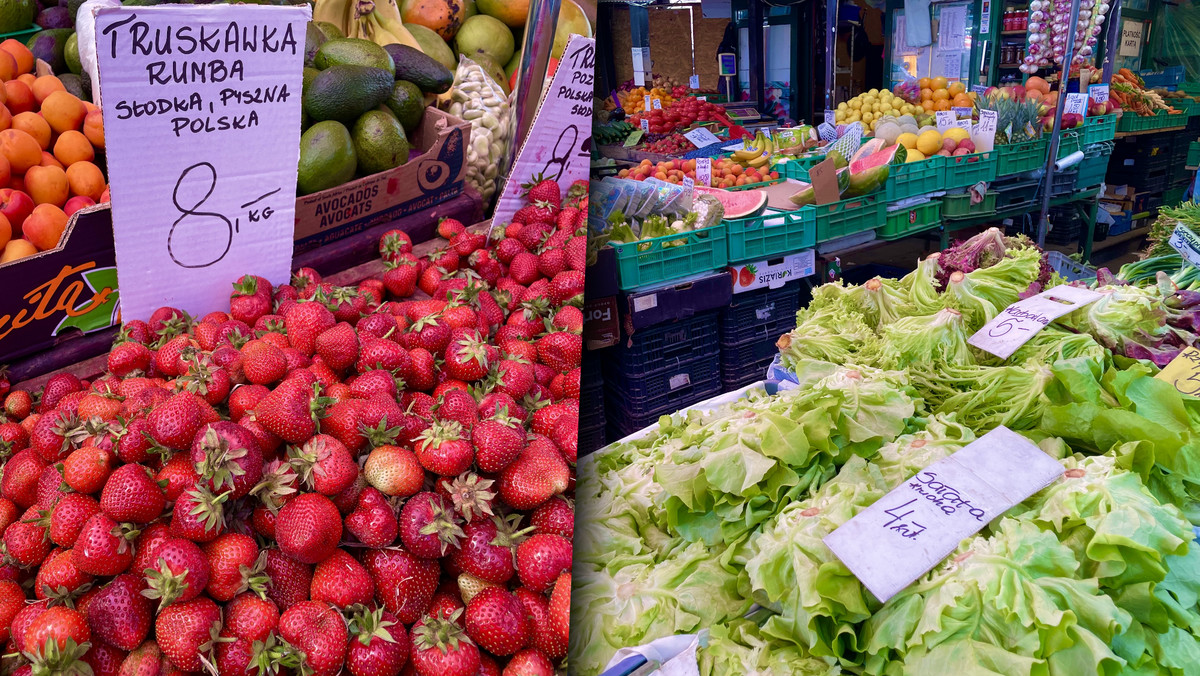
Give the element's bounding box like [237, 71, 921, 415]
[968, 284, 1102, 359]
[1169, 224, 1200, 268]
[1156, 347, 1200, 396]
[95, 4, 309, 321]
[683, 127, 720, 148]
[492, 35, 594, 233]
[696, 157, 712, 187]
[1064, 92, 1089, 117]
[824, 426, 1064, 602]
[936, 110, 956, 132]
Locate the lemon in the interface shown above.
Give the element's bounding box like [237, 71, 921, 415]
[916, 129, 943, 156]
[905, 148, 927, 162]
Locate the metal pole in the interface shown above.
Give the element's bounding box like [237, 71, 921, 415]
[748, 0, 765, 106]
[1035, 0, 1082, 247]
[1101, 0, 1121, 82]
[825, 0, 839, 111]
[505, 0, 562, 175]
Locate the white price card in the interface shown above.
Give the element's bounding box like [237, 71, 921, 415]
[825, 109, 836, 126]
[683, 127, 721, 148]
[689, 74, 699, 89]
[1089, 84, 1110, 105]
[968, 284, 1103, 359]
[644, 95, 651, 110]
[973, 109, 997, 152]
[490, 36, 594, 234]
[95, 4, 309, 320]
[971, 85, 989, 95]
[955, 119, 972, 132]
[825, 426, 1064, 603]
[682, 176, 695, 195]
[640, 119, 649, 133]
[1064, 92, 1088, 116]
[696, 157, 712, 187]
[632, 48, 645, 86]
[936, 110, 956, 132]
[652, 98, 663, 110]
[697, 96, 707, 102]
[1170, 224, 1200, 268]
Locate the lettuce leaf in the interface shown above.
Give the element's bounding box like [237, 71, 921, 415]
[699, 618, 843, 676]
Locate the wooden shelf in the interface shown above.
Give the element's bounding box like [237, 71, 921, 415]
[1093, 226, 1150, 252]
[1115, 125, 1188, 138]
[999, 63, 1022, 69]
[1000, 30, 1027, 35]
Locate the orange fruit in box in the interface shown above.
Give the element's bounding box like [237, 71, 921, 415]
[0, 52, 15, 85]
[38, 152, 62, 170]
[935, 99, 951, 111]
[932, 76, 949, 90]
[53, 131, 93, 166]
[0, 41, 34, 76]
[919, 77, 932, 89]
[932, 88, 949, 101]
[3, 82, 33, 115]
[12, 113, 50, 150]
[41, 92, 85, 134]
[31, 77, 65, 106]
[82, 111, 104, 150]
[0, 105, 9, 133]
[25, 165, 68, 207]
[66, 162, 105, 202]
[0, 239, 36, 264]
[920, 87, 933, 100]
[0, 129, 43, 174]
[15, 74, 34, 88]
[23, 203, 67, 251]
[952, 93, 973, 108]
[948, 82, 965, 96]
[922, 100, 936, 111]
[0, 213, 9, 251]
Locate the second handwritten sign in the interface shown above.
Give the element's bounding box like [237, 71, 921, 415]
[95, 4, 309, 320]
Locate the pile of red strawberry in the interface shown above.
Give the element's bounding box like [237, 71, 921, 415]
[0, 177, 588, 676]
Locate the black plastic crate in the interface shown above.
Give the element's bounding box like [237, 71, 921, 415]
[579, 420, 607, 457]
[603, 349, 721, 403]
[840, 263, 911, 285]
[720, 338, 778, 391]
[994, 178, 1040, 209]
[605, 311, 720, 376]
[1050, 170, 1078, 197]
[718, 283, 806, 346]
[604, 372, 723, 439]
[1046, 205, 1083, 245]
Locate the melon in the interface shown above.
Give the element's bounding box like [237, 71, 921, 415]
[849, 144, 906, 174]
[693, 186, 768, 219]
[850, 138, 887, 165]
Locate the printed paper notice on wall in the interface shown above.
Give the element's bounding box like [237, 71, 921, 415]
[95, 4, 309, 322]
[492, 35, 594, 233]
[825, 426, 1064, 603]
[968, 284, 1102, 359]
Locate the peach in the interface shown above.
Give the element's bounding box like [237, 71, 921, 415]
[63, 196, 95, 218]
[0, 238, 37, 264]
[23, 203, 68, 251]
[0, 213, 9, 251]
[0, 189, 33, 235]
[24, 165, 69, 207]
[30, 76, 65, 106]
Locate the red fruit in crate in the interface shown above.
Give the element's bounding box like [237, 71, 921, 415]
[311, 549, 374, 609]
[154, 597, 221, 672]
[275, 493, 342, 564]
[464, 586, 529, 657]
[363, 547, 439, 624]
[346, 606, 409, 676]
[280, 600, 348, 676]
[86, 573, 153, 651]
[410, 612, 480, 676]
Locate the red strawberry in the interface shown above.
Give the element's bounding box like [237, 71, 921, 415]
[263, 548, 312, 612]
[345, 487, 399, 548]
[531, 401, 576, 437]
[143, 536, 211, 606]
[275, 493, 342, 564]
[530, 497, 574, 540]
[202, 532, 266, 602]
[494, 238, 525, 264]
[148, 393, 209, 451]
[550, 413, 578, 464]
[535, 331, 581, 373]
[515, 587, 567, 660]
[410, 611, 480, 676]
[509, 252, 541, 286]
[414, 421, 474, 477]
[39, 373, 83, 413]
[155, 596, 221, 672]
[311, 549, 374, 609]
[450, 516, 521, 585]
[437, 218, 466, 240]
[4, 391, 33, 422]
[435, 389, 478, 429]
[498, 438, 570, 510]
[35, 463, 69, 511]
[229, 276, 272, 325]
[107, 342, 152, 378]
[240, 339, 287, 385]
[464, 587, 529, 657]
[356, 336, 412, 377]
[34, 547, 90, 604]
[515, 534, 571, 593]
[315, 322, 361, 372]
[548, 271, 585, 305]
[0, 580, 25, 642]
[288, 434, 358, 496]
[472, 418, 525, 474]
[168, 485, 227, 544]
[379, 229, 414, 261]
[23, 605, 90, 669]
[346, 606, 409, 676]
[99, 463, 165, 524]
[10, 599, 50, 654]
[502, 648, 555, 676]
[285, 301, 337, 356]
[399, 492, 464, 559]
[256, 379, 325, 444]
[363, 548, 440, 624]
[2, 449, 47, 508]
[85, 573, 153, 651]
[279, 600, 348, 676]
[537, 248, 565, 279]
[227, 385, 269, 423]
[30, 410, 82, 463]
[190, 421, 264, 500]
[547, 572, 569, 645]
[564, 235, 585, 272]
[47, 492, 101, 548]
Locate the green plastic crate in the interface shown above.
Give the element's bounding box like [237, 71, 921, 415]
[1056, 130, 1082, 160]
[1164, 186, 1188, 207]
[610, 223, 728, 291]
[0, 25, 40, 43]
[995, 138, 1047, 176]
[808, 195, 886, 242]
[1117, 113, 1158, 133]
[1075, 143, 1112, 189]
[943, 151, 997, 189]
[1190, 142, 1200, 167]
[884, 156, 943, 201]
[942, 191, 998, 218]
[725, 208, 816, 263]
[1158, 110, 1188, 130]
[725, 178, 783, 191]
[777, 155, 824, 182]
[1082, 114, 1117, 144]
[879, 200, 942, 240]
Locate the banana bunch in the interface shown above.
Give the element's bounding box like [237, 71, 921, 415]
[312, 0, 355, 36]
[731, 131, 774, 168]
[352, 0, 425, 53]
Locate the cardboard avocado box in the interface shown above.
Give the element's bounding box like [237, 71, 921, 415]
[293, 107, 470, 254]
[0, 204, 121, 364]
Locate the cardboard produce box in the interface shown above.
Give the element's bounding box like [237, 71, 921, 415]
[294, 108, 470, 253]
[0, 205, 120, 364]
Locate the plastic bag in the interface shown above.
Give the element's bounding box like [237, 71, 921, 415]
[77, 0, 123, 108]
[1150, 2, 1200, 81]
[442, 56, 511, 207]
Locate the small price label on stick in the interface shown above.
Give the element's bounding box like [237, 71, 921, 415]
[640, 119, 650, 133]
[1065, 92, 1088, 116]
[1169, 224, 1200, 267]
[652, 98, 663, 110]
[683, 127, 720, 147]
[824, 426, 1064, 603]
[1156, 347, 1200, 396]
[696, 157, 712, 187]
[936, 110, 956, 132]
[682, 176, 695, 195]
[689, 74, 699, 89]
[968, 285, 1103, 359]
[644, 95, 651, 110]
[952, 106, 973, 119]
[623, 129, 644, 147]
[1089, 84, 1109, 105]
[825, 109, 836, 126]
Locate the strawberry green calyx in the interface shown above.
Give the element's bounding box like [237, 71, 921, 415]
[359, 418, 402, 449]
[183, 486, 231, 534]
[141, 557, 193, 607]
[24, 637, 92, 676]
[196, 428, 249, 493]
[232, 276, 259, 297]
[197, 619, 232, 676]
[442, 473, 498, 522]
[286, 436, 334, 491]
[238, 551, 271, 600]
[416, 420, 465, 450]
[414, 609, 474, 651]
[417, 497, 465, 555]
[250, 461, 299, 514]
[348, 604, 399, 646]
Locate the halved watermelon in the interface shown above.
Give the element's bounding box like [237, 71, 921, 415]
[694, 186, 769, 220]
[848, 144, 907, 174]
